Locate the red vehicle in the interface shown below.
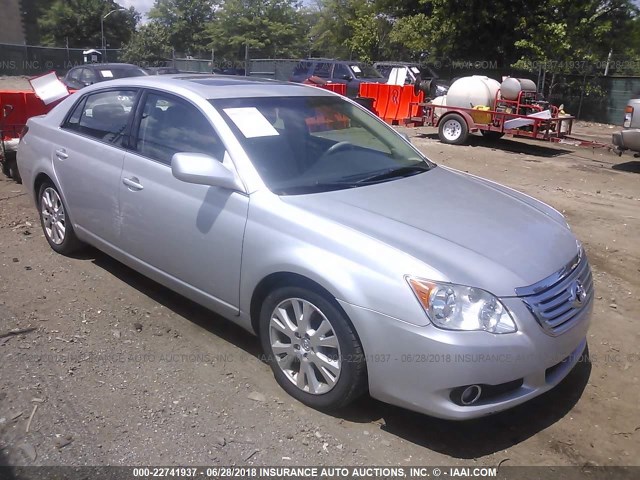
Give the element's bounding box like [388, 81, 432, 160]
[1, 80, 72, 182]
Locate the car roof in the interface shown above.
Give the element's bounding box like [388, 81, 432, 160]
[82, 74, 336, 99]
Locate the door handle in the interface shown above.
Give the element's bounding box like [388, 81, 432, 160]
[54, 148, 68, 160]
[123, 176, 144, 191]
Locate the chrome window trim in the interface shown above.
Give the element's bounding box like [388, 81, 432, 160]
[514, 247, 582, 297]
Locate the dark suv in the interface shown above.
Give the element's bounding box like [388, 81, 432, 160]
[289, 59, 385, 97]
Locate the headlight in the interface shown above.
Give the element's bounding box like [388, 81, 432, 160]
[406, 277, 517, 333]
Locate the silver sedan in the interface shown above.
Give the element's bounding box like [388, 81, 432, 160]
[17, 75, 593, 419]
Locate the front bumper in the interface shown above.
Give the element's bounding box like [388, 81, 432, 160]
[339, 296, 592, 420]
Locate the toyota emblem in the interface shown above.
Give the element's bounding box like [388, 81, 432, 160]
[570, 280, 587, 307]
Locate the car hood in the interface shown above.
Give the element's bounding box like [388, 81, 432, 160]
[280, 166, 579, 297]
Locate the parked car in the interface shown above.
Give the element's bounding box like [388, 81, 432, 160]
[289, 59, 386, 97]
[374, 61, 450, 98]
[612, 98, 640, 156]
[61, 63, 148, 89]
[18, 75, 593, 420]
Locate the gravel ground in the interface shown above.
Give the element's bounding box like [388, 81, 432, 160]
[0, 101, 638, 469]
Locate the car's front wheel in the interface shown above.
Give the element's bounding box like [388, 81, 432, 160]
[38, 182, 83, 254]
[259, 286, 367, 410]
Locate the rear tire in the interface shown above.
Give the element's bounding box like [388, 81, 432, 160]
[37, 182, 83, 255]
[438, 113, 469, 145]
[259, 285, 367, 410]
[5, 153, 21, 183]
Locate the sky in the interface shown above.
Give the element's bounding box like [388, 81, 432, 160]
[119, 0, 155, 20]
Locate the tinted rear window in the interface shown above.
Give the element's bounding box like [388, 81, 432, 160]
[292, 62, 312, 75]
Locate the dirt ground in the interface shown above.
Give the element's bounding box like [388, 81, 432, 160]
[0, 87, 639, 469]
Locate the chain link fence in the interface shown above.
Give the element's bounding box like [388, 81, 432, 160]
[2, 42, 640, 125]
[0, 43, 122, 76]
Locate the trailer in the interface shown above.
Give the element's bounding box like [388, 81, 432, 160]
[405, 77, 614, 150]
[409, 83, 578, 146]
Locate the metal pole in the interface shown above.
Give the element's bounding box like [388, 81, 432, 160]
[604, 49, 613, 76]
[101, 17, 105, 59]
[244, 42, 248, 76]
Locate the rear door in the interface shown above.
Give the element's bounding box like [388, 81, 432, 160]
[118, 90, 249, 314]
[54, 88, 139, 245]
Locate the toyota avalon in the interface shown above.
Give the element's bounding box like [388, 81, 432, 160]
[17, 76, 593, 419]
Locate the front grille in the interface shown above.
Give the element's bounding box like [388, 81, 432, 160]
[516, 251, 594, 336]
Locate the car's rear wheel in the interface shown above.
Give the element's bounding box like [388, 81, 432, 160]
[259, 286, 367, 410]
[4, 153, 21, 183]
[38, 182, 82, 254]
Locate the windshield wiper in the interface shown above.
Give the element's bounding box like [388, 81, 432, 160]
[353, 164, 431, 184]
[272, 181, 359, 195]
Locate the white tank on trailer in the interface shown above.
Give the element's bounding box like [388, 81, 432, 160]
[500, 77, 537, 100]
[446, 75, 501, 110]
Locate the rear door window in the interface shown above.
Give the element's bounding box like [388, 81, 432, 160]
[80, 68, 97, 85]
[333, 64, 351, 79]
[62, 89, 138, 145]
[314, 62, 332, 79]
[292, 61, 312, 76]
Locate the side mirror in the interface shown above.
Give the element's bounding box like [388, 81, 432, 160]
[171, 152, 243, 191]
[342, 74, 353, 81]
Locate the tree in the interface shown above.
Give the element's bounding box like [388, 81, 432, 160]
[148, 0, 217, 56]
[207, 0, 306, 61]
[512, 0, 637, 94]
[387, 0, 540, 65]
[310, 0, 393, 60]
[38, 0, 138, 49]
[120, 23, 172, 64]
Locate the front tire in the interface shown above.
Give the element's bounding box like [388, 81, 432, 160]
[259, 286, 367, 410]
[38, 182, 83, 254]
[438, 113, 469, 145]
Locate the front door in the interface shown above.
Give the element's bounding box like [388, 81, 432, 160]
[118, 90, 249, 314]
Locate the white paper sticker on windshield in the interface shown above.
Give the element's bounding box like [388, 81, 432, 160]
[101, 70, 114, 78]
[351, 65, 362, 73]
[224, 107, 279, 138]
[410, 67, 420, 74]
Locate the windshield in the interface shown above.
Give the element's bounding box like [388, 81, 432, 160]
[351, 64, 383, 79]
[213, 96, 434, 195]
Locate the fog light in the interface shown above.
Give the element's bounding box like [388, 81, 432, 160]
[460, 385, 482, 405]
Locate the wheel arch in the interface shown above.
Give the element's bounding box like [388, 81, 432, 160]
[436, 110, 476, 131]
[33, 172, 54, 204]
[249, 271, 362, 349]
